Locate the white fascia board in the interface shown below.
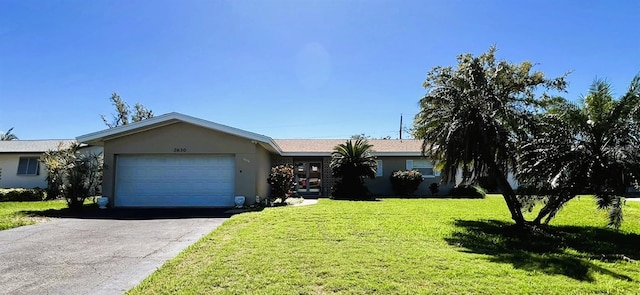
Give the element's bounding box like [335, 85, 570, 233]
[76, 112, 178, 144]
[75, 112, 422, 156]
[76, 112, 282, 152]
[279, 152, 422, 157]
[280, 152, 332, 157]
[257, 140, 282, 154]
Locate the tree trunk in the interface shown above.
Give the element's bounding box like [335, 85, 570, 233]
[532, 195, 574, 225]
[493, 170, 526, 226]
[478, 131, 525, 227]
[532, 198, 558, 225]
[484, 160, 525, 225]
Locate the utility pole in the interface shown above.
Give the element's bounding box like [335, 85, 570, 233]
[399, 114, 403, 140]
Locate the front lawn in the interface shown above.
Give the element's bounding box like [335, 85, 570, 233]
[129, 196, 640, 294]
[0, 200, 68, 230]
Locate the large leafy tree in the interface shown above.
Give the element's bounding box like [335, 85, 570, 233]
[330, 138, 377, 200]
[1, 127, 18, 140]
[101, 93, 154, 128]
[518, 76, 640, 228]
[413, 46, 567, 226]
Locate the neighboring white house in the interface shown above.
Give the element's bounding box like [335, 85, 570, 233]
[0, 140, 76, 189]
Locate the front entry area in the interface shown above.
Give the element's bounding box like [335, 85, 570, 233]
[295, 161, 322, 196]
[114, 154, 235, 207]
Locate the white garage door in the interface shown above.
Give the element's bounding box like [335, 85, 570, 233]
[115, 154, 235, 207]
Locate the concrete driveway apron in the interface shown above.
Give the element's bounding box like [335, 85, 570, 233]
[0, 209, 229, 295]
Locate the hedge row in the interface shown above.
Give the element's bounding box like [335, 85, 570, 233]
[0, 188, 47, 202]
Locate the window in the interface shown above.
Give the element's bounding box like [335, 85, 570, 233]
[17, 157, 40, 175]
[406, 159, 439, 178]
[375, 160, 383, 177]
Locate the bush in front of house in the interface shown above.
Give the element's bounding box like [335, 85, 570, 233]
[40, 143, 103, 210]
[329, 139, 377, 201]
[267, 164, 295, 204]
[477, 176, 499, 193]
[330, 180, 371, 200]
[0, 188, 47, 202]
[390, 170, 424, 196]
[429, 183, 440, 196]
[449, 185, 486, 198]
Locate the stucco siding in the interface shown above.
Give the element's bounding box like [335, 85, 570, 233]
[78, 145, 104, 156]
[255, 146, 271, 200]
[101, 122, 263, 206]
[0, 153, 47, 188]
[234, 153, 256, 204]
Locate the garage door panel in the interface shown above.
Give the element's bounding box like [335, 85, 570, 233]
[117, 195, 235, 207]
[115, 154, 235, 207]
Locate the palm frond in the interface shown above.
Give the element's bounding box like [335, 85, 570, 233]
[0, 127, 18, 141]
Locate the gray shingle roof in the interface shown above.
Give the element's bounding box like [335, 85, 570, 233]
[0, 140, 76, 153]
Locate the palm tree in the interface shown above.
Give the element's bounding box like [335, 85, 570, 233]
[518, 76, 640, 228]
[1, 127, 18, 140]
[329, 138, 377, 200]
[413, 47, 567, 227]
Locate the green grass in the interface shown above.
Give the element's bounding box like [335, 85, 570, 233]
[0, 200, 68, 230]
[129, 196, 640, 295]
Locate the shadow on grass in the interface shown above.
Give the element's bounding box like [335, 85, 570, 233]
[21, 203, 234, 220]
[445, 219, 639, 282]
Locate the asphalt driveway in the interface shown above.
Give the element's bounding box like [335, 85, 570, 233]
[0, 209, 231, 295]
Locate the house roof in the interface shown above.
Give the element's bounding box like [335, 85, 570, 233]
[75, 112, 424, 156]
[0, 140, 76, 153]
[76, 112, 282, 153]
[274, 139, 424, 156]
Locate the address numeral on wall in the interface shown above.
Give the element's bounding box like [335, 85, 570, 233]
[173, 148, 187, 152]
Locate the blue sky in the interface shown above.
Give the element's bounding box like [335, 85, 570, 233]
[1, 1, 638, 140]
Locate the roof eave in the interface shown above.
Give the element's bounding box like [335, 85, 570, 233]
[0, 151, 52, 154]
[76, 112, 283, 152]
[280, 152, 332, 157]
[278, 152, 422, 157]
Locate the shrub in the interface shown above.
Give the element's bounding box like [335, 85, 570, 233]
[429, 183, 440, 195]
[477, 176, 499, 192]
[390, 170, 424, 196]
[267, 164, 295, 204]
[449, 185, 486, 198]
[0, 188, 47, 202]
[329, 139, 377, 200]
[40, 143, 103, 210]
[330, 180, 371, 200]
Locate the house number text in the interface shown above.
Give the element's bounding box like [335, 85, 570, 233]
[173, 148, 187, 152]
